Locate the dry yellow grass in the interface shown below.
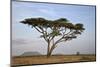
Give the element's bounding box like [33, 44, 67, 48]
[11, 55, 96, 66]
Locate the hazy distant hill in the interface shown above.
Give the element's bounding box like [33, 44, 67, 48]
[21, 52, 42, 56]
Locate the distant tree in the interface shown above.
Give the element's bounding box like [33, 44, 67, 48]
[76, 52, 80, 55]
[20, 18, 85, 57]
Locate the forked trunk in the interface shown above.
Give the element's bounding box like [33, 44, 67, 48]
[47, 43, 56, 58]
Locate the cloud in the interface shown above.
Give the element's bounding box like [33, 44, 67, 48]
[12, 39, 29, 45]
[39, 9, 56, 15]
[37, 8, 59, 18]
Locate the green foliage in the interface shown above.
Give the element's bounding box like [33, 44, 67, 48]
[20, 18, 84, 30]
[20, 17, 85, 42]
[75, 23, 85, 30]
[20, 17, 85, 41]
[50, 30, 61, 36]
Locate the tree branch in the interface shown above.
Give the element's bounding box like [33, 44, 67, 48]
[34, 27, 43, 33]
[54, 30, 72, 45]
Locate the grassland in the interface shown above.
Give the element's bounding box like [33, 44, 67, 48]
[11, 54, 96, 66]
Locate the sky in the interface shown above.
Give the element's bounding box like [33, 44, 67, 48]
[12, 1, 96, 56]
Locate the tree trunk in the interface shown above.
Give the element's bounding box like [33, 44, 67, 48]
[47, 41, 50, 58]
[47, 50, 52, 58]
[47, 44, 56, 58]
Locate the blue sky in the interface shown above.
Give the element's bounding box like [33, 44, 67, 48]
[12, 1, 96, 56]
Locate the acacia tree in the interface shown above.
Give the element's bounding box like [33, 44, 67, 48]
[20, 18, 85, 57]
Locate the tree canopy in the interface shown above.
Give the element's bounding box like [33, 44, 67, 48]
[20, 17, 85, 57]
[21, 18, 84, 30]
